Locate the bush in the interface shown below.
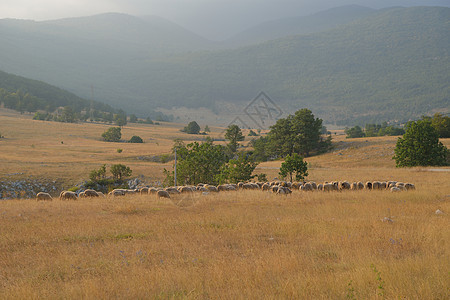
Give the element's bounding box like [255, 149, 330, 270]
[182, 121, 201, 134]
[393, 119, 448, 167]
[129, 135, 143, 143]
[110, 164, 132, 180]
[102, 127, 121, 142]
[345, 126, 365, 138]
[117, 149, 123, 153]
[279, 153, 309, 182]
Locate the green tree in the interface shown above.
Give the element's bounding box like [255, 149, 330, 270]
[393, 119, 448, 167]
[268, 108, 329, 157]
[225, 124, 245, 152]
[430, 113, 450, 138]
[345, 125, 365, 138]
[165, 141, 229, 185]
[183, 121, 201, 134]
[220, 153, 257, 184]
[110, 164, 132, 180]
[248, 129, 258, 136]
[129, 135, 143, 143]
[279, 153, 309, 182]
[89, 164, 107, 181]
[102, 127, 121, 142]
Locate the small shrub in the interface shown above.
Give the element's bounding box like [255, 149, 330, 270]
[117, 149, 123, 153]
[129, 135, 143, 143]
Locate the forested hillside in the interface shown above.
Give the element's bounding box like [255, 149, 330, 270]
[0, 70, 115, 116]
[0, 6, 448, 125]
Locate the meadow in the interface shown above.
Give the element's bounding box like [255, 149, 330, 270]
[0, 109, 449, 299]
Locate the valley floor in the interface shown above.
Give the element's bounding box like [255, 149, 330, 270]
[0, 109, 449, 298]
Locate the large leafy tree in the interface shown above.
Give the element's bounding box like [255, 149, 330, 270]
[279, 153, 308, 182]
[393, 119, 448, 167]
[225, 124, 244, 152]
[102, 127, 121, 142]
[267, 108, 330, 157]
[429, 113, 450, 138]
[167, 141, 229, 185]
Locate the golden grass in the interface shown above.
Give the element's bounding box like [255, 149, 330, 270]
[0, 187, 449, 299]
[1, 109, 450, 298]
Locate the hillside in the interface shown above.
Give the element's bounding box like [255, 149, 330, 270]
[0, 69, 115, 114]
[225, 5, 376, 47]
[0, 7, 448, 125]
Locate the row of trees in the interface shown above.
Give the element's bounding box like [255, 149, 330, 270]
[345, 113, 449, 139]
[345, 123, 405, 138]
[164, 109, 330, 185]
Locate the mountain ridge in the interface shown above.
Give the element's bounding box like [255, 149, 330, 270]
[0, 6, 448, 125]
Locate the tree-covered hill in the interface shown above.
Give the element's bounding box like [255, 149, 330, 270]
[0, 6, 448, 125]
[0, 69, 115, 115]
[224, 5, 376, 47]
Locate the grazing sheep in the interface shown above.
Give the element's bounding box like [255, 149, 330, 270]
[405, 183, 415, 190]
[395, 182, 405, 188]
[60, 191, 77, 200]
[271, 186, 279, 193]
[276, 186, 292, 195]
[350, 182, 358, 190]
[97, 191, 106, 197]
[357, 182, 365, 190]
[372, 181, 381, 190]
[179, 186, 194, 193]
[237, 182, 244, 189]
[387, 181, 397, 188]
[317, 184, 324, 191]
[365, 181, 373, 190]
[339, 181, 351, 190]
[380, 182, 387, 189]
[390, 187, 401, 192]
[139, 187, 149, 194]
[84, 189, 99, 197]
[291, 182, 301, 189]
[218, 185, 228, 192]
[36, 192, 53, 201]
[157, 190, 171, 198]
[165, 187, 180, 194]
[206, 185, 219, 193]
[148, 187, 158, 195]
[262, 183, 271, 191]
[110, 189, 126, 197]
[301, 183, 313, 191]
[310, 182, 317, 190]
[323, 183, 334, 192]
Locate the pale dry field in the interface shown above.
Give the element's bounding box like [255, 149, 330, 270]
[0, 109, 449, 299]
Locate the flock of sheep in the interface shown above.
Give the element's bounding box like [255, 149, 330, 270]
[35, 180, 415, 201]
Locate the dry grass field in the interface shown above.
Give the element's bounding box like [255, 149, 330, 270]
[1, 109, 449, 299]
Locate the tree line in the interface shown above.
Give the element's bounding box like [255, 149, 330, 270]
[164, 109, 330, 186]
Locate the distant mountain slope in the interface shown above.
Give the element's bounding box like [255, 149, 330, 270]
[136, 6, 450, 124]
[225, 5, 376, 47]
[0, 7, 448, 125]
[0, 69, 115, 114]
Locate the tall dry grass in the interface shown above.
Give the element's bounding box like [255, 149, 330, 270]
[0, 184, 449, 299]
[1, 109, 449, 298]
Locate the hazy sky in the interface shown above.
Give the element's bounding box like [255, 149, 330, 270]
[1, 0, 449, 39]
